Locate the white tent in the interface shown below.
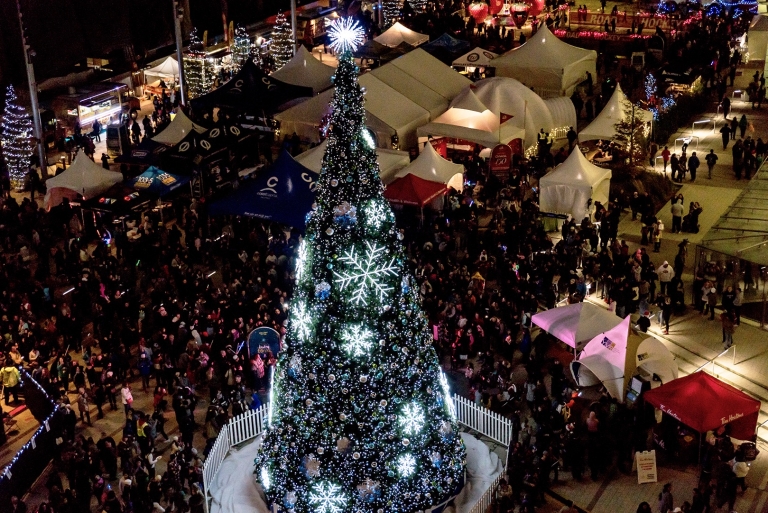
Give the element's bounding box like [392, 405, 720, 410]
[416, 105, 525, 148]
[270, 46, 336, 94]
[374, 22, 429, 47]
[544, 97, 579, 134]
[144, 57, 179, 80]
[389, 49, 471, 101]
[395, 143, 465, 192]
[152, 110, 207, 145]
[295, 140, 411, 184]
[370, 65, 449, 118]
[44, 152, 124, 208]
[452, 47, 498, 68]
[570, 317, 633, 403]
[539, 149, 612, 221]
[749, 15, 768, 62]
[492, 26, 597, 97]
[531, 301, 623, 351]
[578, 84, 653, 142]
[635, 337, 678, 385]
[467, 77, 556, 148]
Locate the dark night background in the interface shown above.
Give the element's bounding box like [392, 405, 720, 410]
[0, 0, 288, 88]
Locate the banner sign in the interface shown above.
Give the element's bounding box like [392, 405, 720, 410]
[489, 144, 512, 181]
[636, 450, 658, 484]
[570, 12, 673, 32]
[248, 327, 281, 359]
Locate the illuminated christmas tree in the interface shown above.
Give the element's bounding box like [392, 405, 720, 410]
[183, 27, 212, 99]
[614, 99, 648, 165]
[270, 13, 294, 71]
[382, 0, 403, 27]
[254, 18, 465, 513]
[232, 25, 252, 71]
[0, 85, 33, 190]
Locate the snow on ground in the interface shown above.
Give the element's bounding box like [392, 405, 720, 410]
[208, 432, 503, 513]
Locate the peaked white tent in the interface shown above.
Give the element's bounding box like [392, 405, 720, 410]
[635, 337, 678, 385]
[749, 14, 768, 62]
[539, 149, 612, 221]
[389, 49, 471, 100]
[44, 152, 124, 209]
[295, 140, 411, 184]
[416, 107, 524, 148]
[492, 26, 597, 97]
[374, 22, 429, 47]
[395, 143, 465, 191]
[370, 65, 449, 118]
[578, 84, 652, 142]
[144, 57, 179, 80]
[452, 47, 498, 68]
[531, 301, 623, 351]
[270, 46, 336, 94]
[152, 110, 207, 145]
[570, 316, 637, 403]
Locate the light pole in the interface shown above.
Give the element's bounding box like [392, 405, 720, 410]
[15, 0, 47, 181]
[173, 0, 187, 106]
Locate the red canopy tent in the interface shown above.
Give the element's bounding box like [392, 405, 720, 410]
[643, 372, 760, 440]
[383, 173, 447, 207]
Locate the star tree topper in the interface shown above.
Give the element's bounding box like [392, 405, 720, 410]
[328, 17, 365, 54]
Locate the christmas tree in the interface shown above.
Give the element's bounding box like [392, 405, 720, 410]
[614, 99, 648, 165]
[270, 13, 294, 71]
[183, 27, 212, 99]
[0, 85, 33, 190]
[254, 18, 465, 513]
[382, 0, 403, 27]
[231, 25, 252, 72]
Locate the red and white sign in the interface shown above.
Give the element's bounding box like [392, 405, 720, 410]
[490, 144, 512, 172]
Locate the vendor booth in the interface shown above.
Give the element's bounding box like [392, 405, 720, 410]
[421, 33, 472, 63]
[270, 46, 336, 94]
[129, 166, 190, 196]
[383, 173, 448, 207]
[644, 372, 760, 441]
[452, 47, 498, 71]
[389, 49, 471, 101]
[44, 152, 124, 209]
[532, 301, 623, 353]
[539, 149, 612, 222]
[208, 150, 318, 230]
[152, 111, 207, 146]
[578, 84, 653, 143]
[369, 65, 450, 119]
[374, 22, 429, 47]
[82, 184, 153, 217]
[295, 140, 410, 184]
[748, 14, 768, 62]
[635, 337, 679, 385]
[143, 57, 179, 97]
[491, 26, 597, 98]
[394, 143, 464, 192]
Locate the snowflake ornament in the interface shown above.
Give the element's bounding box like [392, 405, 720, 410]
[328, 17, 365, 54]
[295, 240, 308, 281]
[439, 371, 457, 419]
[333, 241, 398, 305]
[260, 467, 271, 490]
[399, 403, 425, 435]
[340, 323, 375, 357]
[366, 200, 389, 229]
[397, 453, 417, 477]
[308, 482, 346, 513]
[291, 301, 312, 343]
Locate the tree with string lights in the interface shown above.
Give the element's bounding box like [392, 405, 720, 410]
[1, 85, 33, 190]
[183, 27, 212, 99]
[382, 0, 403, 27]
[231, 24, 252, 71]
[254, 17, 466, 513]
[270, 13, 294, 71]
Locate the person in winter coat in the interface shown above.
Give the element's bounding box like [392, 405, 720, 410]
[76, 387, 91, 425]
[120, 381, 133, 416]
[138, 353, 152, 392]
[705, 149, 718, 178]
[688, 152, 700, 181]
[733, 287, 744, 325]
[658, 482, 674, 513]
[704, 287, 718, 320]
[656, 261, 675, 296]
[721, 310, 736, 349]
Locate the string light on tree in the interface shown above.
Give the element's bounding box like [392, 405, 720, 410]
[231, 24, 252, 71]
[270, 13, 293, 71]
[183, 27, 213, 99]
[1, 85, 33, 189]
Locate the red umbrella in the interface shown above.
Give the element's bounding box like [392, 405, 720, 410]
[384, 173, 447, 207]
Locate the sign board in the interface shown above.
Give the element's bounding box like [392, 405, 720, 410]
[570, 12, 673, 32]
[636, 450, 658, 484]
[248, 327, 281, 359]
[489, 144, 512, 181]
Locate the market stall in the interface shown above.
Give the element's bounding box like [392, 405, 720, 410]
[578, 84, 653, 143]
[152, 110, 207, 146]
[143, 57, 179, 97]
[394, 143, 464, 192]
[295, 140, 410, 184]
[635, 337, 679, 385]
[374, 22, 429, 47]
[389, 49, 471, 101]
[44, 152, 124, 209]
[748, 14, 768, 62]
[421, 33, 472, 64]
[452, 47, 498, 71]
[531, 301, 623, 352]
[383, 173, 448, 207]
[129, 166, 190, 196]
[539, 149, 612, 222]
[270, 46, 336, 94]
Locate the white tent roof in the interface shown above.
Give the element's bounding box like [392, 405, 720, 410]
[389, 49, 471, 101]
[751, 13, 768, 31]
[44, 152, 124, 207]
[152, 110, 207, 145]
[295, 140, 411, 184]
[531, 301, 622, 349]
[635, 337, 678, 384]
[374, 22, 429, 47]
[270, 46, 336, 94]
[492, 26, 597, 96]
[145, 57, 179, 79]
[539, 149, 612, 220]
[452, 47, 498, 68]
[370, 65, 449, 118]
[578, 84, 653, 142]
[544, 97, 578, 133]
[749, 15, 768, 62]
[416, 106, 525, 148]
[395, 143, 465, 191]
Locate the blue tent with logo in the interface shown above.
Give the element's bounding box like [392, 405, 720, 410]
[129, 166, 191, 196]
[208, 150, 318, 229]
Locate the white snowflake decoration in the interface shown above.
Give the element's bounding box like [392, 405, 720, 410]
[328, 17, 365, 54]
[291, 301, 312, 343]
[397, 453, 417, 477]
[361, 128, 376, 150]
[366, 200, 388, 229]
[340, 323, 375, 357]
[333, 241, 398, 305]
[309, 482, 346, 513]
[439, 371, 457, 419]
[289, 355, 302, 373]
[295, 240, 308, 281]
[260, 467, 271, 490]
[399, 403, 425, 435]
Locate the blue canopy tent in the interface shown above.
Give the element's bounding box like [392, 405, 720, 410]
[421, 33, 471, 64]
[208, 150, 318, 229]
[129, 166, 191, 196]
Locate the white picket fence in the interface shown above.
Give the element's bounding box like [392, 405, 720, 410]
[203, 395, 512, 513]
